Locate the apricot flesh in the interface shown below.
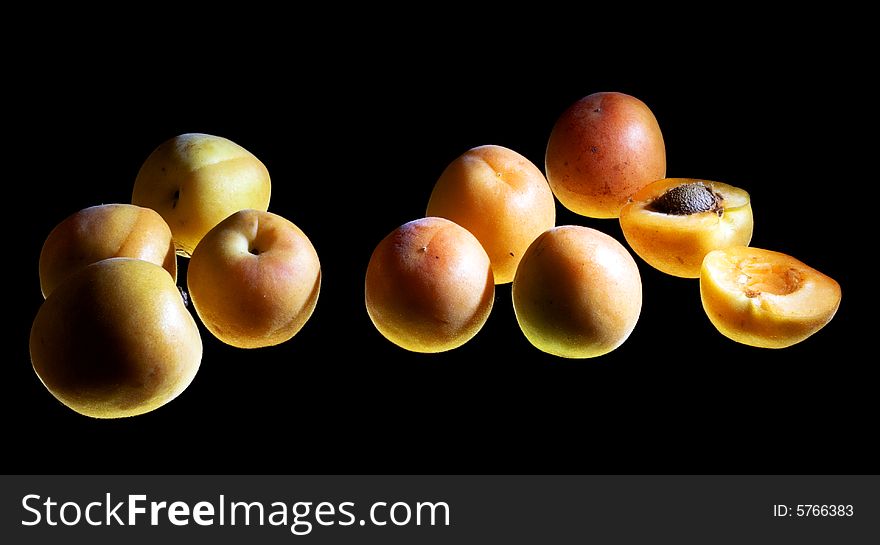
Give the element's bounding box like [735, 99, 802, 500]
[187, 209, 321, 349]
[512, 225, 642, 358]
[426, 145, 556, 284]
[700, 246, 841, 348]
[29, 258, 202, 418]
[545, 92, 666, 218]
[365, 217, 494, 353]
[39, 204, 176, 298]
[620, 178, 753, 278]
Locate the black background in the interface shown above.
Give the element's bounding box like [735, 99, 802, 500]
[10, 28, 871, 474]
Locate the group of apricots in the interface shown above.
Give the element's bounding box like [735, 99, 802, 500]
[30, 92, 841, 419]
[366, 92, 840, 356]
[32, 134, 320, 418]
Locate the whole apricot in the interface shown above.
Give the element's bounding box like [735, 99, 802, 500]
[546, 92, 666, 218]
[701, 246, 841, 348]
[365, 217, 494, 353]
[187, 209, 321, 349]
[426, 145, 556, 284]
[132, 133, 271, 257]
[620, 178, 753, 278]
[30, 258, 202, 418]
[39, 204, 176, 298]
[512, 226, 642, 358]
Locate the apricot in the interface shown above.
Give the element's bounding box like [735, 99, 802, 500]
[132, 133, 271, 257]
[365, 217, 494, 353]
[39, 203, 176, 298]
[512, 226, 642, 358]
[700, 246, 841, 348]
[545, 92, 666, 218]
[426, 145, 556, 284]
[619, 178, 753, 278]
[187, 209, 321, 349]
[29, 258, 202, 418]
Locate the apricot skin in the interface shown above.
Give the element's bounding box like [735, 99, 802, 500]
[29, 258, 202, 418]
[620, 178, 754, 278]
[187, 209, 321, 349]
[512, 226, 642, 358]
[132, 133, 271, 257]
[39, 204, 176, 298]
[426, 145, 556, 284]
[365, 217, 494, 353]
[701, 247, 841, 348]
[545, 92, 666, 219]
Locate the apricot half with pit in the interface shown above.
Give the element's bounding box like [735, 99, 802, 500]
[512, 225, 642, 358]
[700, 246, 841, 348]
[620, 178, 753, 278]
[365, 217, 494, 353]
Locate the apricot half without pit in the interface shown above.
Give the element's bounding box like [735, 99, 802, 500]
[700, 246, 841, 348]
[620, 178, 753, 278]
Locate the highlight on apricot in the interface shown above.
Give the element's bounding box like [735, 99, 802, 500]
[620, 178, 753, 278]
[700, 246, 841, 348]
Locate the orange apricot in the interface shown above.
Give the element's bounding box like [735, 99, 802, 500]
[512, 226, 642, 358]
[426, 145, 556, 284]
[365, 217, 494, 353]
[620, 178, 753, 278]
[39, 204, 176, 298]
[700, 246, 841, 348]
[30, 258, 202, 418]
[187, 210, 321, 349]
[545, 92, 666, 218]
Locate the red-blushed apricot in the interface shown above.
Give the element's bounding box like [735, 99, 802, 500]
[39, 204, 176, 298]
[512, 226, 642, 358]
[365, 217, 494, 353]
[620, 178, 753, 278]
[546, 92, 666, 218]
[132, 133, 271, 257]
[701, 246, 841, 348]
[187, 209, 321, 349]
[426, 145, 556, 284]
[30, 258, 202, 418]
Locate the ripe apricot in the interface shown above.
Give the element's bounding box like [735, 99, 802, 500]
[365, 217, 494, 353]
[426, 145, 556, 284]
[545, 92, 666, 218]
[620, 178, 753, 278]
[30, 258, 202, 418]
[187, 209, 321, 349]
[132, 133, 271, 257]
[39, 204, 176, 298]
[512, 226, 642, 358]
[701, 246, 841, 348]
